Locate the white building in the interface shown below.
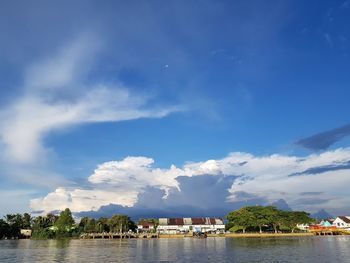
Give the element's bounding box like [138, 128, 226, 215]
[333, 216, 350, 231]
[157, 217, 225, 234]
[137, 222, 155, 233]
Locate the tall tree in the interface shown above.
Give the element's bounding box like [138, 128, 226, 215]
[284, 211, 314, 233]
[247, 206, 270, 233]
[55, 208, 75, 232]
[226, 207, 255, 233]
[0, 219, 9, 238]
[21, 213, 32, 229]
[108, 215, 136, 233]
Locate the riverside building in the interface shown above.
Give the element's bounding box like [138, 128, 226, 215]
[157, 217, 225, 234]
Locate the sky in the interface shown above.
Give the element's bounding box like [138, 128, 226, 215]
[1, 0, 350, 218]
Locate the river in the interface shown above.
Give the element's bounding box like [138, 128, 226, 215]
[1, 236, 350, 262]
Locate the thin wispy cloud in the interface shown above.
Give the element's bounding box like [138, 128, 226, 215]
[296, 123, 350, 151]
[0, 35, 182, 164]
[0, 34, 183, 194]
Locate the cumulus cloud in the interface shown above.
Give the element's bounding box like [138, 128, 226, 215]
[0, 35, 181, 166]
[30, 187, 137, 213]
[31, 148, 350, 215]
[228, 148, 350, 212]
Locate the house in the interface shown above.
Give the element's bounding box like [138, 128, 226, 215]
[333, 216, 350, 230]
[296, 223, 309, 231]
[319, 219, 334, 227]
[20, 229, 32, 238]
[137, 221, 155, 233]
[157, 217, 225, 234]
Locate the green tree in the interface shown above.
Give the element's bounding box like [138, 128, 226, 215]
[247, 206, 270, 233]
[226, 207, 255, 233]
[4, 214, 22, 238]
[55, 208, 75, 233]
[96, 217, 109, 233]
[284, 211, 314, 233]
[21, 213, 32, 229]
[0, 219, 9, 239]
[263, 206, 284, 233]
[108, 215, 136, 233]
[46, 213, 59, 226]
[78, 217, 89, 232]
[84, 219, 96, 233]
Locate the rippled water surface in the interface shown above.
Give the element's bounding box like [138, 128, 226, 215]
[1, 236, 350, 262]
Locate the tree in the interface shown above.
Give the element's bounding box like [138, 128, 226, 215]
[226, 207, 255, 233]
[4, 214, 22, 238]
[32, 216, 50, 230]
[247, 206, 270, 233]
[21, 213, 32, 229]
[226, 206, 315, 234]
[46, 213, 59, 225]
[55, 208, 75, 233]
[263, 206, 284, 233]
[78, 217, 89, 231]
[96, 218, 109, 233]
[84, 219, 96, 233]
[284, 211, 314, 233]
[0, 219, 9, 239]
[108, 215, 136, 233]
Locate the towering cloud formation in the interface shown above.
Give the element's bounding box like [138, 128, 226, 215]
[31, 148, 350, 216]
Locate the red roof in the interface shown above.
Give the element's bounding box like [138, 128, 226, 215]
[192, 218, 205, 225]
[339, 216, 350, 224]
[209, 218, 216, 224]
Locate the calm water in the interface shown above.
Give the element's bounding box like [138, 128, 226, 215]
[1, 236, 350, 262]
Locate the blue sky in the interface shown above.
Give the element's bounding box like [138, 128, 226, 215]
[1, 0, 350, 217]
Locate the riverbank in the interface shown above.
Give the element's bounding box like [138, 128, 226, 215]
[159, 232, 350, 238]
[218, 232, 315, 238]
[158, 233, 315, 238]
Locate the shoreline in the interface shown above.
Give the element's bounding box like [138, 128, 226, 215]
[4, 232, 350, 241]
[159, 233, 316, 238]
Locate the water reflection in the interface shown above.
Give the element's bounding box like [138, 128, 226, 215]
[0, 236, 350, 262]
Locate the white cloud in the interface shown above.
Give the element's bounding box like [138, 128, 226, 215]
[227, 148, 350, 211]
[31, 148, 350, 214]
[24, 33, 98, 91]
[30, 187, 138, 213]
[0, 35, 181, 164]
[88, 156, 182, 190]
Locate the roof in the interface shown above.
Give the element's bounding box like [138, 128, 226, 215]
[137, 222, 154, 227]
[338, 216, 350, 223]
[158, 217, 224, 226]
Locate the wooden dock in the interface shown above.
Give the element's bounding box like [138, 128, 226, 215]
[80, 233, 159, 239]
[310, 229, 350, 236]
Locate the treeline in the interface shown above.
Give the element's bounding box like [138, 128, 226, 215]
[226, 206, 314, 233]
[0, 213, 31, 239]
[78, 214, 136, 234]
[0, 208, 136, 239]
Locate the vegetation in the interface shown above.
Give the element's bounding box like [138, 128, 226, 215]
[0, 205, 315, 239]
[0, 208, 137, 239]
[226, 206, 314, 233]
[0, 213, 32, 239]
